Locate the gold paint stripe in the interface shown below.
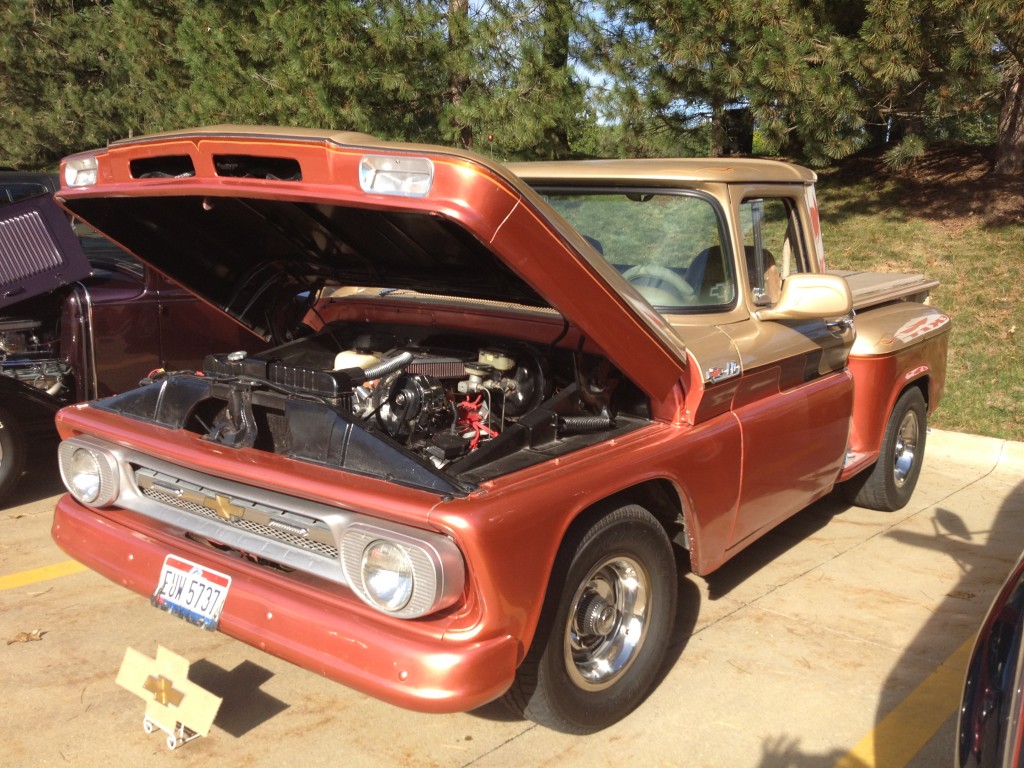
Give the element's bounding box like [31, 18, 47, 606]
[833, 636, 975, 768]
[0, 561, 88, 591]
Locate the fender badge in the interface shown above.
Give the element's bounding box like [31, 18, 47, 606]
[706, 361, 741, 384]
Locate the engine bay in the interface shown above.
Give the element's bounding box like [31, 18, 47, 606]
[0, 312, 71, 398]
[96, 321, 651, 492]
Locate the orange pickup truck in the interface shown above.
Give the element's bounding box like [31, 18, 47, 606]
[50, 126, 950, 733]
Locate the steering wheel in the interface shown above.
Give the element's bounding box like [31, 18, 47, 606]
[622, 264, 696, 305]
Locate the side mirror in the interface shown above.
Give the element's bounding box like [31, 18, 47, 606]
[755, 273, 853, 321]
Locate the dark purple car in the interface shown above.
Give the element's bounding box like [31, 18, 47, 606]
[0, 174, 265, 500]
[958, 552, 1024, 767]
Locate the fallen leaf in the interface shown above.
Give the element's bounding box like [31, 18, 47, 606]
[6, 629, 46, 645]
[947, 590, 976, 601]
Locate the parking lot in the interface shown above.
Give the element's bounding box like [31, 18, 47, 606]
[2, 428, 1022, 767]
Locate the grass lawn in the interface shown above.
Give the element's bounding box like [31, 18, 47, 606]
[816, 146, 1024, 441]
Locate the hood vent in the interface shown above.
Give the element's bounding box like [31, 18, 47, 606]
[130, 155, 196, 179]
[214, 155, 301, 181]
[0, 194, 91, 308]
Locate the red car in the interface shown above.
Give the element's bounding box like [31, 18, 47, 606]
[958, 553, 1024, 767]
[50, 127, 949, 732]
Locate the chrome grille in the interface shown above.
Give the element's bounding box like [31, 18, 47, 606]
[231, 516, 337, 558]
[136, 469, 340, 560]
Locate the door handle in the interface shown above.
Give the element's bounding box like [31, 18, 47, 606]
[826, 312, 855, 333]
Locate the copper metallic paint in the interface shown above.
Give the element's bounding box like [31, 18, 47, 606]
[51, 496, 519, 713]
[843, 333, 950, 481]
[50, 127, 950, 720]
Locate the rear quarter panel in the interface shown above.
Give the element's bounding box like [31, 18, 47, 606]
[845, 303, 951, 470]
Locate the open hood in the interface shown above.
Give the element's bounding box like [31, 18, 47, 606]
[59, 194, 546, 332]
[0, 193, 91, 310]
[56, 127, 688, 400]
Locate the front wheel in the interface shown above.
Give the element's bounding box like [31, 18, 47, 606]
[0, 408, 26, 503]
[505, 504, 677, 733]
[843, 387, 927, 511]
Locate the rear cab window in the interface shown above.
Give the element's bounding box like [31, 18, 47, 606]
[0, 182, 52, 204]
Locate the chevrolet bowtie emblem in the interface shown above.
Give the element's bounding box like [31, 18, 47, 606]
[204, 494, 243, 521]
[143, 674, 185, 707]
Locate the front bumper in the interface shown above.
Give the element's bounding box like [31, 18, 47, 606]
[52, 494, 518, 713]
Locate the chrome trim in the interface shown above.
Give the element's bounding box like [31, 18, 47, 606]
[58, 438, 119, 507]
[70, 283, 98, 399]
[340, 522, 466, 619]
[59, 436, 465, 617]
[135, 470, 340, 560]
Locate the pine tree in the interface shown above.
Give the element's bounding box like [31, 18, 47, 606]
[938, 0, 1024, 175]
[592, 0, 865, 164]
[0, 0, 121, 167]
[448, 1, 588, 161]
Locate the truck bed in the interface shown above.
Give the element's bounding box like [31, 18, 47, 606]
[831, 270, 939, 311]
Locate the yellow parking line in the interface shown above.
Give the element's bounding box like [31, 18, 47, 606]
[0, 561, 88, 591]
[833, 635, 975, 768]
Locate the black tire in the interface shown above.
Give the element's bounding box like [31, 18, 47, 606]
[0, 407, 27, 503]
[505, 503, 677, 733]
[843, 387, 927, 511]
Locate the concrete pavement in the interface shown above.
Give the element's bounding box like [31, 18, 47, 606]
[1, 428, 1022, 767]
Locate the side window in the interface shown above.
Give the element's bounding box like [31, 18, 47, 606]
[740, 198, 805, 307]
[0, 182, 50, 204]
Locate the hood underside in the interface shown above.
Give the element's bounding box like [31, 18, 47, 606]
[55, 128, 691, 400]
[61, 194, 545, 340]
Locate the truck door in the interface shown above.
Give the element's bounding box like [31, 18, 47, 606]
[722, 187, 855, 550]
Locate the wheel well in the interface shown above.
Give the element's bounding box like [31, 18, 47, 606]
[570, 480, 686, 550]
[908, 376, 930, 409]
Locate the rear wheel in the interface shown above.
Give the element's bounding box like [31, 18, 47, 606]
[505, 504, 677, 733]
[843, 387, 927, 511]
[0, 407, 26, 503]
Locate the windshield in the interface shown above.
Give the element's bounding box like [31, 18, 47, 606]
[541, 190, 735, 311]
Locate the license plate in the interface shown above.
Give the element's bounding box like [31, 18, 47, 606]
[151, 555, 231, 631]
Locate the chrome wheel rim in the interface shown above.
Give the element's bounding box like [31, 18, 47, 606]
[892, 410, 920, 488]
[564, 555, 650, 691]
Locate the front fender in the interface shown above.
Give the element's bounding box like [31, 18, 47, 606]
[0, 376, 63, 442]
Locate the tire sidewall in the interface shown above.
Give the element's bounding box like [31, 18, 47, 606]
[882, 388, 927, 508]
[0, 407, 26, 501]
[527, 505, 677, 733]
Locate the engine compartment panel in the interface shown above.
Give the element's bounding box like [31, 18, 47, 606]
[95, 320, 651, 493]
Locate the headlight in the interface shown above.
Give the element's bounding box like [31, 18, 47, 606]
[361, 540, 414, 612]
[58, 439, 119, 506]
[64, 155, 98, 188]
[340, 522, 465, 619]
[69, 449, 101, 502]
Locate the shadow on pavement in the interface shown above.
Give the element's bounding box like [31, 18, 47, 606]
[705, 492, 849, 600]
[189, 658, 289, 738]
[865, 477, 1024, 766]
[745, 470, 1024, 767]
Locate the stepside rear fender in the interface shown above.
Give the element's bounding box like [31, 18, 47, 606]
[842, 303, 951, 480]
